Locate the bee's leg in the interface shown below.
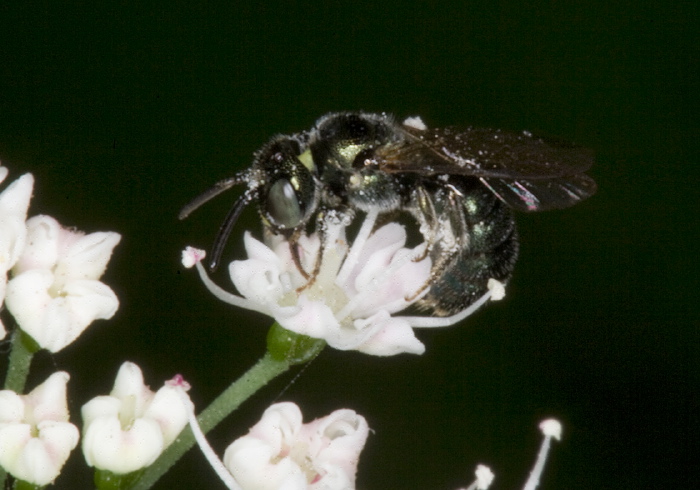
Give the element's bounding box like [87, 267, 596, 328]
[294, 211, 329, 292]
[404, 241, 458, 303]
[405, 185, 467, 303]
[420, 187, 518, 317]
[288, 230, 310, 280]
[411, 186, 439, 262]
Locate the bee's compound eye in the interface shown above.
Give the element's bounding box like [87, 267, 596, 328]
[265, 178, 303, 229]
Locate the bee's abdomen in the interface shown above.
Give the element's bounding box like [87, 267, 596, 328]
[419, 187, 519, 317]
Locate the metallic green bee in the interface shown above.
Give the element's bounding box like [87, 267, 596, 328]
[181, 112, 596, 316]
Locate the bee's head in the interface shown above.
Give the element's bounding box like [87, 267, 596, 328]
[179, 135, 318, 271]
[255, 136, 319, 235]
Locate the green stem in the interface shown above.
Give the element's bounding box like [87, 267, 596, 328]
[3, 329, 37, 392]
[0, 330, 40, 489]
[13, 479, 42, 490]
[128, 352, 291, 490]
[94, 468, 142, 489]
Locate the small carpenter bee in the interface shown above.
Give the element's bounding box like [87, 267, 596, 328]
[180, 112, 596, 316]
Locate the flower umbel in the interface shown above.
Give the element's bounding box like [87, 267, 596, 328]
[185, 210, 504, 356]
[223, 402, 369, 490]
[81, 362, 189, 474]
[0, 372, 79, 486]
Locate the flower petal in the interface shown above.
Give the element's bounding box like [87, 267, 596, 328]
[25, 371, 72, 423]
[2, 422, 78, 485]
[354, 312, 426, 356]
[0, 173, 33, 232]
[81, 396, 122, 427]
[59, 231, 121, 280]
[243, 231, 285, 264]
[143, 385, 189, 446]
[0, 173, 33, 276]
[81, 415, 164, 473]
[0, 424, 32, 471]
[224, 437, 307, 490]
[303, 408, 369, 479]
[347, 246, 432, 318]
[225, 402, 306, 489]
[109, 362, 154, 415]
[229, 258, 285, 307]
[352, 224, 407, 289]
[6, 272, 119, 352]
[273, 295, 340, 340]
[247, 402, 303, 453]
[0, 390, 24, 423]
[11, 215, 61, 273]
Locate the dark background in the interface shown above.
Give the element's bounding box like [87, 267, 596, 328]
[1, 1, 698, 488]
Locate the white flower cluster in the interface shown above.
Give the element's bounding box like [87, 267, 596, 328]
[0, 168, 190, 485]
[0, 167, 121, 352]
[184, 209, 504, 357]
[0, 164, 557, 489]
[0, 362, 190, 485]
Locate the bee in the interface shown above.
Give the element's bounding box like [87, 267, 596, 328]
[180, 112, 596, 316]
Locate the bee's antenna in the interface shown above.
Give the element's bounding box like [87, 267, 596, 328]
[208, 189, 256, 271]
[178, 172, 249, 221]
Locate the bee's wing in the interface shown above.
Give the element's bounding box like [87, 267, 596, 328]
[479, 173, 597, 212]
[376, 126, 596, 211]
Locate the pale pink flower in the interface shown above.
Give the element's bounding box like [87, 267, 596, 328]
[0, 372, 79, 485]
[223, 402, 369, 490]
[5, 215, 120, 352]
[81, 362, 189, 474]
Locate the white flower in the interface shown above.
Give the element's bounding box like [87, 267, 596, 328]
[0, 372, 79, 486]
[5, 214, 121, 352]
[223, 402, 369, 490]
[81, 362, 189, 474]
[186, 210, 504, 356]
[0, 169, 34, 340]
